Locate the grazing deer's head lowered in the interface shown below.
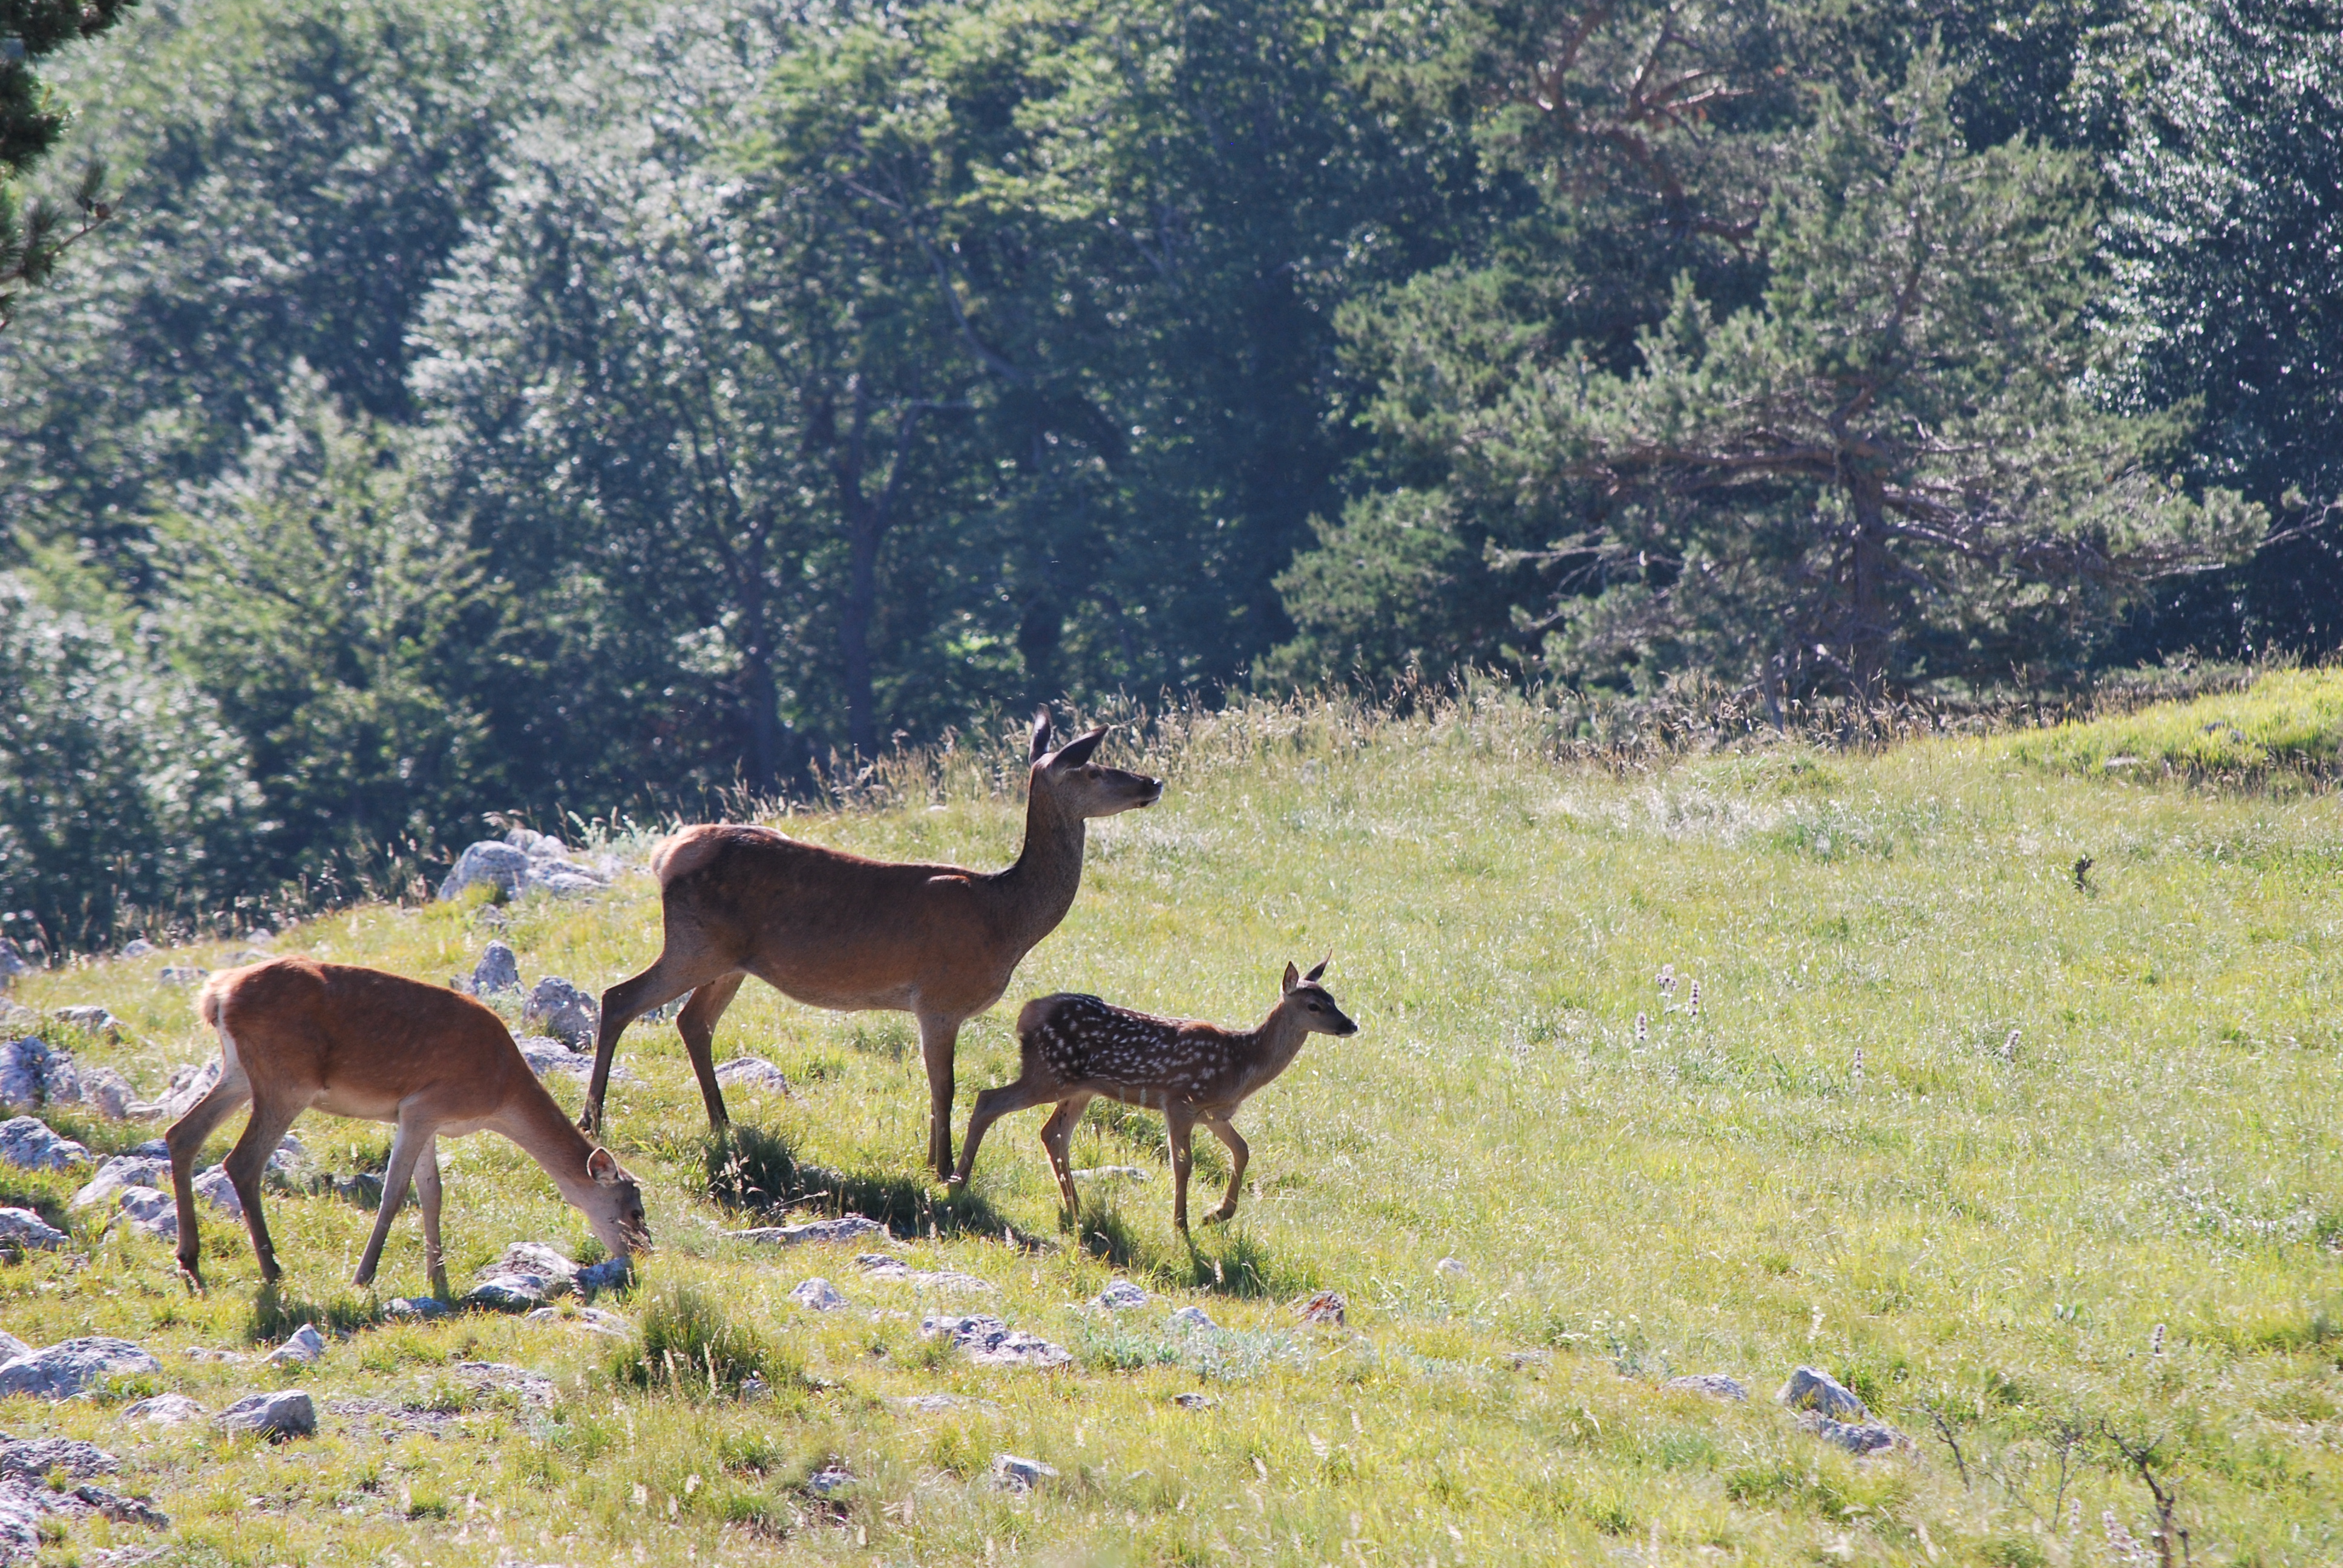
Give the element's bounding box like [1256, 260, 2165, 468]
[951, 957, 1358, 1231]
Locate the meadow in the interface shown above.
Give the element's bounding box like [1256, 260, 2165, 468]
[4, 674, 2341, 1566]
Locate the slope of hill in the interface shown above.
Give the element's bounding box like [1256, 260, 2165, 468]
[2, 680, 2340, 1564]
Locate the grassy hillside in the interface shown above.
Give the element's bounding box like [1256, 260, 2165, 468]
[5, 676, 2343, 1565]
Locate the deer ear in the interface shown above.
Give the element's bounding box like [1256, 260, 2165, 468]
[1305, 953, 1329, 983]
[587, 1147, 624, 1186]
[1282, 961, 1299, 994]
[1029, 709, 1054, 764]
[1050, 726, 1108, 768]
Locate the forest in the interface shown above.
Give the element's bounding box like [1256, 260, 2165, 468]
[2, 0, 2339, 949]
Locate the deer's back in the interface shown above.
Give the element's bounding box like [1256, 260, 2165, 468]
[206, 958, 529, 1114]
[1019, 993, 1239, 1098]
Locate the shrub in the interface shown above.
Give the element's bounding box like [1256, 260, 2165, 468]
[613, 1275, 792, 1397]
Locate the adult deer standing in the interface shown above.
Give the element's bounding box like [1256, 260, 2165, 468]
[950, 959, 1358, 1231]
[583, 711, 1163, 1177]
[168, 958, 650, 1295]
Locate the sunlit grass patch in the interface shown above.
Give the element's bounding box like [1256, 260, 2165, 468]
[2007, 664, 2343, 781]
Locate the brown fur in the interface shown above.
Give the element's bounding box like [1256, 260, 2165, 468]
[170, 958, 648, 1295]
[950, 959, 1358, 1230]
[583, 711, 1163, 1176]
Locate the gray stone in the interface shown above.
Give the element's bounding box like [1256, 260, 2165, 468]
[437, 841, 533, 901]
[193, 1166, 242, 1217]
[0, 1040, 79, 1111]
[514, 1036, 634, 1085]
[0, 939, 31, 985]
[113, 1187, 175, 1239]
[919, 1314, 1072, 1370]
[1434, 1256, 1467, 1279]
[1173, 1392, 1215, 1411]
[1664, 1373, 1749, 1402]
[182, 1347, 244, 1364]
[482, 1241, 578, 1291]
[0, 1331, 27, 1362]
[0, 1438, 117, 1482]
[531, 869, 606, 898]
[119, 940, 157, 959]
[1800, 1412, 1904, 1454]
[0, 1207, 67, 1252]
[788, 1278, 849, 1312]
[1094, 1279, 1148, 1311]
[157, 1059, 221, 1120]
[0, 1116, 88, 1171]
[0, 1337, 161, 1399]
[804, 1466, 854, 1497]
[1778, 1365, 1869, 1423]
[523, 978, 599, 1051]
[0, 1480, 37, 1560]
[713, 1056, 790, 1096]
[215, 1390, 315, 1439]
[121, 1393, 204, 1425]
[1167, 1304, 1219, 1333]
[463, 1276, 549, 1313]
[523, 1305, 629, 1338]
[264, 1324, 326, 1367]
[156, 966, 209, 987]
[1294, 1290, 1346, 1327]
[471, 941, 521, 996]
[76, 1067, 138, 1121]
[448, 1361, 555, 1406]
[728, 1215, 886, 1248]
[1071, 1165, 1152, 1183]
[384, 1296, 451, 1321]
[51, 1007, 120, 1039]
[891, 1393, 1000, 1416]
[991, 1453, 1057, 1492]
[857, 1253, 993, 1293]
[577, 1256, 632, 1296]
[70, 1481, 168, 1529]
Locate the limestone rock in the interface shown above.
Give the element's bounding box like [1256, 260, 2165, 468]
[0, 1438, 116, 1482]
[1173, 1391, 1214, 1411]
[729, 1215, 886, 1247]
[919, 1314, 1071, 1370]
[122, 1393, 204, 1425]
[113, 1186, 176, 1238]
[216, 1390, 316, 1440]
[264, 1324, 327, 1367]
[1071, 1165, 1151, 1183]
[157, 965, 209, 987]
[481, 1241, 580, 1297]
[577, 1256, 632, 1296]
[1434, 1256, 1467, 1279]
[788, 1278, 849, 1312]
[991, 1453, 1057, 1492]
[1778, 1365, 1869, 1423]
[1167, 1305, 1219, 1333]
[1094, 1279, 1149, 1311]
[713, 1056, 790, 1096]
[0, 1336, 161, 1399]
[1295, 1290, 1347, 1327]
[193, 1166, 242, 1217]
[523, 1305, 628, 1338]
[804, 1466, 854, 1497]
[448, 1361, 556, 1406]
[463, 1276, 550, 1313]
[384, 1296, 451, 1321]
[471, 941, 521, 996]
[157, 1059, 221, 1120]
[891, 1393, 1000, 1416]
[857, 1253, 993, 1294]
[523, 978, 599, 1051]
[0, 1038, 80, 1109]
[0, 938, 32, 985]
[1664, 1373, 1749, 1402]
[76, 1067, 139, 1120]
[437, 841, 533, 901]
[0, 1207, 67, 1253]
[1800, 1412, 1905, 1454]
[514, 1036, 632, 1084]
[0, 1116, 88, 1171]
[119, 939, 157, 959]
[51, 1007, 121, 1039]
[0, 1331, 27, 1362]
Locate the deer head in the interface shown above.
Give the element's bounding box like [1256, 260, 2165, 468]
[1280, 956, 1358, 1036]
[569, 1145, 652, 1259]
[1027, 710, 1163, 820]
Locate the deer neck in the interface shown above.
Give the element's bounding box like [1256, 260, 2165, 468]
[1238, 1007, 1311, 1092]
[493, 1077, 598, 1194]
[991, 790, 1087, 953]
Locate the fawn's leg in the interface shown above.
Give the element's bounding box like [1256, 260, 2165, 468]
[950, 1078, 1050, 1187]
[1038, 1093, 1094, 1217]
[1199, 1114, 1249, 1224]
[165, 1068, 254, 1292]
[353, 1112, 434, 1289]
[415, 1135, 448, 1298]
[585, 947, 730, 1134]
[221, 1094, 301, 1285]
[675, 972, 746, 1129]
[1165, 1105, 1198, 1233]
[916, 1011, 966, 1180]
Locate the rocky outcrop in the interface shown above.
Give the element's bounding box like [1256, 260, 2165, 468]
[0, 1117, 87, 1172]
[437, 829, 612, 903]
[0, 1337, 161, 1399]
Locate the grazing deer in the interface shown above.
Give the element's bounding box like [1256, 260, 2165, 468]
[950, 959, 1358, 1231]
[583, 710, 1163, 1178]
[168, 958, 650, 1295]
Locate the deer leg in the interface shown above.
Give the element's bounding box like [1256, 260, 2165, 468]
[949, 1077, 1050, 1189]
[675, 972, 746, 1129]
[415, 1136, 448, 1298]
[163, 1065, 252, 1293]
[1166, 1105, 1197, 1234]
[1199, 1115, 1249, 1225]
[1038, 1093, 1093, 1218]
[916, 1012, 965, 1180]
[354, 1113, 433, 1289]
[221, 1095, 301, 1286]
[583, 949, 726, 1134]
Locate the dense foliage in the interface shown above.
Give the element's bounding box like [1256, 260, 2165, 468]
[0, 0, 2335, 947]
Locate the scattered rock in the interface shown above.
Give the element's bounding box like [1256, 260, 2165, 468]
[713, 1056, 790, 1096]
[919, 1314, 1072, 1370]
[481, 1241, 580, 1297]
[1434, 1256, 1467, 1279]
[856, 1253, 992, 1293]
[0, 1331, 26, 1362]
[738, 1374, 773, 1401]
[1799, 1412, 1905, 1454]
[729, 1215, 887, 1247]
[119, 940, 157, 959]
[464, 1276, 551, 1313]
[183, 1348, 244, 1364]
[0, 1481, 38, 1560]
[1294, 1290, 1347, 1327]
[0, 1039, 82, 1111]
[192, 1166, 242, 1217]
[384, 1297, 451, 1321]
[157, 1059, 220, 1120]
[1508, 1349, 1553, 1371]
[0, 939, 33, 985]
[265, 1324, 327, 1367]
[448, 1362, 556, 1407]
[112, 1187, 176, 1240]
[224, 950, 271, 966]
[0, 1207, 68, 1253]
[1778, 1365, 1869, 1423]
[891, 1393, 1000, 1416]
[991, 1453, 1057, 1492]
[523, 978, 600, 1051]
[0, 1439, 116, 1484]
[790, 1277, 849, 1312]
[1070, 1165, 1151, 1183]
[0, 1002, 30, 1032]
[1167, 1305, 1219, 1333]
[156, 966, 209, 987]
[1173, 1391, 1215, 1411]
[319, 1172, 385, 1209]
[121, 1394, 203, 1425]
[577, 1257, 632, 1296]
[437, 841, 533, 901]
[0, 1115, 87, 1171]
[76, 1067, 140, 1121]
[70, 1483, 169, 1529]
[0, 1337, 162, 1399]
[523, 1305, 628, 1338]
[1094, 1279, 1149, 1311]
[804, 1467, 854, 1497]
[514, 1037, 634, 1085]
[52, 1007, 122, 1039]
[216, 1390, 316, 1440]
[1664, 1373, 1749, 1402]
[471, 941, 521, 996]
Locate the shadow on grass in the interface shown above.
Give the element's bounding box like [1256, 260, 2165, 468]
[1066, 1190, 1311, 1300]
[250, 1281, 381, 1342]
[701, 1125, 1025, 1244]
[0, 1175, 72, 1235]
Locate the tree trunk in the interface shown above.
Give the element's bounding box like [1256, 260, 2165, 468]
[842, 512, 881, 758]
[1845, 460, 1892, 698]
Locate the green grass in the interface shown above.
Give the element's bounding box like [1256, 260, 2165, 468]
[5, 677, 2343, 1563]
[2008, 664, 2343, 780]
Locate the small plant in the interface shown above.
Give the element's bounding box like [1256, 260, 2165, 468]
[613, 1276, 793, 1397]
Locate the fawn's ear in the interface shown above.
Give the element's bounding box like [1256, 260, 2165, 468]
[1305, 953, 1329, 983]
[587, 1147, 624, 1186]
[1029, 709, 1054, 764]
[1050, 726, 1109, 769]
[1282, 961, 1299, 994]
